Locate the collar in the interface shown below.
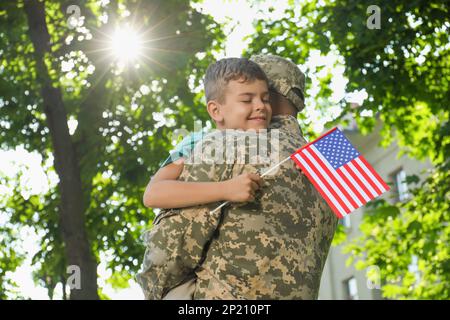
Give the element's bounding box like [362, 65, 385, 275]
[269, 115, 303, 136]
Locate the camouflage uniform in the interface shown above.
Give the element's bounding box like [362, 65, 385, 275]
[136, 55, 337, 300]
[192, 115, 337, 299]
[136, 129, 238, 300]
[193, 55, 337, 299]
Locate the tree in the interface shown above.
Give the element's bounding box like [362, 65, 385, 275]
[246, 0, 449, 299]
[0, 0, 223, 299]
[0, 223, 24, 299]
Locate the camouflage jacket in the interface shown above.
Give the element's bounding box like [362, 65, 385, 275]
[189, 115, 338, 299]
[136, 115, 337, 299]
[136, 130, 241, 299]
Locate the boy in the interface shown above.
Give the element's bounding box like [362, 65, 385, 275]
[136, 57, 272, 299]
[143, 58, 272, 208]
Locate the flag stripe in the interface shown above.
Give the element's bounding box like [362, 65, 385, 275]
[340, 165, 371, 202]
[347, 161, 378, 198]
[336, 168, 367, 205]
[309, 146, 360, 209]
[301, 150, 351, 214]
[354, 157, 385, 194]
[311, 146, 362, 210]
[358, 156, 390, 191]
[352, 159, 383, 195]
[292, 154, 345, 218]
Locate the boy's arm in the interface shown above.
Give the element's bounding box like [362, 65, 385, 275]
[143, 159, 262, 209]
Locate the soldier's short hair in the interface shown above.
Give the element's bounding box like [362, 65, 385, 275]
[204, 58, 269, 103]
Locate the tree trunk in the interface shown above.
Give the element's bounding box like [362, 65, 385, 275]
[23, 0, 98, 300]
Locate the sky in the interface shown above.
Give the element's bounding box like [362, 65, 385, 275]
[0, 0, 366, 299]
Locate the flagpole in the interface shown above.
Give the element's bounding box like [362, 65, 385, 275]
[260, 155, 291, 177]
[209, 155, 292, 215]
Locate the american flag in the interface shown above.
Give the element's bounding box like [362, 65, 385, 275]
[290, 127, 390, 219]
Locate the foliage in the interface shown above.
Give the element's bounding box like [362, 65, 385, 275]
[0, 0, 223, 298]
[345, 163, 449, 299]
[247, 0, 449, 299]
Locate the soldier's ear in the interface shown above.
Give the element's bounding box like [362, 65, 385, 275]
[207, 100, 224, 125]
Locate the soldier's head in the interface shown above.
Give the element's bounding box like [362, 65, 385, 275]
[250, 54, 305, 117]
[204, 58, 272, 131]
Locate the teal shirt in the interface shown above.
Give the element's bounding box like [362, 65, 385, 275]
[159, 130, 206, 168]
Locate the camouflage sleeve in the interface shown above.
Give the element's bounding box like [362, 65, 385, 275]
[136, 132, 233, 300]
[191, 119, 338, 300]
[176, 131, 236, 267]
[138, 127, 311, 300]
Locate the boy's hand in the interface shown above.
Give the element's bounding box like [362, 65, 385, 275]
[223, 173, 263, 203]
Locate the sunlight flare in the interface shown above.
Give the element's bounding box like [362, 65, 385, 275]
[109, 26, 143, 64]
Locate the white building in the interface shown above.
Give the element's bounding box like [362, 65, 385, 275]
[318, 119, 432, 300]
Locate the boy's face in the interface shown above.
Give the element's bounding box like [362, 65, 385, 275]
[212, 78, 272, 131]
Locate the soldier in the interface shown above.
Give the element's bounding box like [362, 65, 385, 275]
[137, 55, 338, 299]
[189, 55, 338, 299]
